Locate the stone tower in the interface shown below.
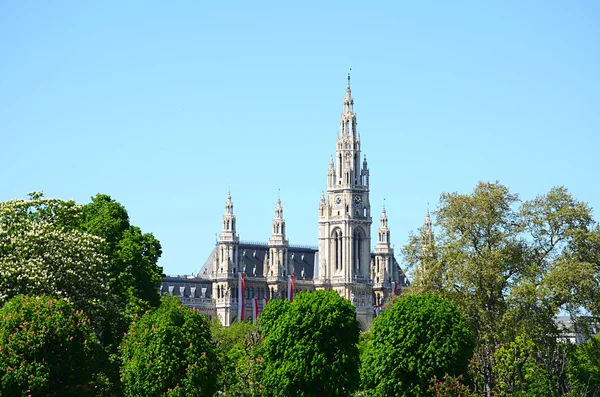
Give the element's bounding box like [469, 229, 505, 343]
[212, 191, 240, 325]
[316, 73, 374, 328]
[372, 204, 397, 307]
[266, 196, 289, 298]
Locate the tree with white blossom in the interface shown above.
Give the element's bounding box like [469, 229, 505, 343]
[0, 192, 109, 316]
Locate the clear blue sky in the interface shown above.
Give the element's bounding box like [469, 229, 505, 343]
[1, 1, 599, 276]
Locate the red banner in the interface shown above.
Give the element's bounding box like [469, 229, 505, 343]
[287, 275, 295, 301]
[238, 272, 245, 322]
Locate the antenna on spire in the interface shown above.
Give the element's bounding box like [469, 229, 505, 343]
[347, 68, 352, 88]
[383, 197, 386, 209]
[278, 188, 281, 200]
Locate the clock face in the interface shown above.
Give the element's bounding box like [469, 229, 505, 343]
[353, 195, 362, 208]
[334, 195, 343, 207]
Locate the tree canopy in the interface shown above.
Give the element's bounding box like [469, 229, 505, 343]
[360, 293, 474, 397]
[0, 295, 103, 397]
[80, 193, 163, 313]
[119, 295, 219, 397]
[260, 291, 360, 397]
[402, 182, 600, 396]
[0, 192, 109, 315]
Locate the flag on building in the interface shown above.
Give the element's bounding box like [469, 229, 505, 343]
[237, 272, 245, 322]
[287, 275, 295, 301]
[392, 281, 399, 295]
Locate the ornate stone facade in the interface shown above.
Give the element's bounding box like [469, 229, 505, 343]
[161, 75, 408, 329]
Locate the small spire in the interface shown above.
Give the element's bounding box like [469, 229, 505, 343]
[424, 206, 432, 231]
[225, 189, 234, 214]
[347, 68, 352, 88]
[274, 193, 283, 219]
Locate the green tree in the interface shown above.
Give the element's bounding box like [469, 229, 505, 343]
[402, 182, 600, 396]
[0, 192, 109, 316]
[360, 294, 474, 397]
[120, 295, 219, 397]
[80, 193, 163, 314]
[260, 290, 360, 397]
[210, 319, 264, 396]
[567, 333, 600, 397]
[0, 295, 103, 396]
[493, 336, 558, 397]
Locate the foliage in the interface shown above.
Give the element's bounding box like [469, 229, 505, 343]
[428, 374, 474, 397]
[0, 295, 103, 396]
[79, 194, 164, 394]
[80, 193, 163, 314]
[119, 295, 219, 397]
[261, 290, 360, 397]
[402, 182, 600, 395]
[567, 333, 600, 397]
[257, 297, 290, 335]
[360, 293, 474, 397]
[493, 336, 559, 397]
[0, 192, 109, 316]
[211, 319, 264, 396]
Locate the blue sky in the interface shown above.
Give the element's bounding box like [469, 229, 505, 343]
[1, 1, 599, 276]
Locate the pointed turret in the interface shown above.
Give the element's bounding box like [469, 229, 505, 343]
[376, 204, 390, 247]
[268, 195, 289, 280]
[215, 190, 240, 277]
[343, 71, 354, 115]
[421, 208, 435, 257]
[219, 190, 238, 243]
[328, 156, 335, 187]
[361, 155, 370, 186]
[270, 195, 286, 241]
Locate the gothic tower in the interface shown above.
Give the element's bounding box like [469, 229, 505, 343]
[372, 205, 396, 307]
[212, 191, 240, 325]
[316, 73, 373, 328]
[266, 196, 289, 298]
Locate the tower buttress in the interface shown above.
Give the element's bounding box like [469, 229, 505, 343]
[268, 195, 289, 280]
[216, 191, 240, 274]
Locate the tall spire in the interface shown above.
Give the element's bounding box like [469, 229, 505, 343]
[424, 206, 432, 233]
[270, 195, 287, 244]
[377, 202, 390, 245]
[225, 190, 233, 215]
[344, 69, 354, 115]
[219, 190, 238, 243]
[422, 207, 435, 256]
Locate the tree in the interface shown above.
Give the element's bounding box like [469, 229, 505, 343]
[260, 290, 360, 397]
[120, 295, 219, 397]
[80, 193, 163, 313]
[210, 319, 264, 396]
[0, 295, 103, 396]
[402, 182, 600, 396]
[567, 333, 600, 397]
[493, 336, 559, 397]
[0, 192, 109, 316]
[360, 294, 474, 397]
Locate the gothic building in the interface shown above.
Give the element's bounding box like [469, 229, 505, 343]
[161, 75, 408, 329]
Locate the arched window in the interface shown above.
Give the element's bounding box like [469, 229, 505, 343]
[353, 228, 363, 275]
[331, 229, 342, 271]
